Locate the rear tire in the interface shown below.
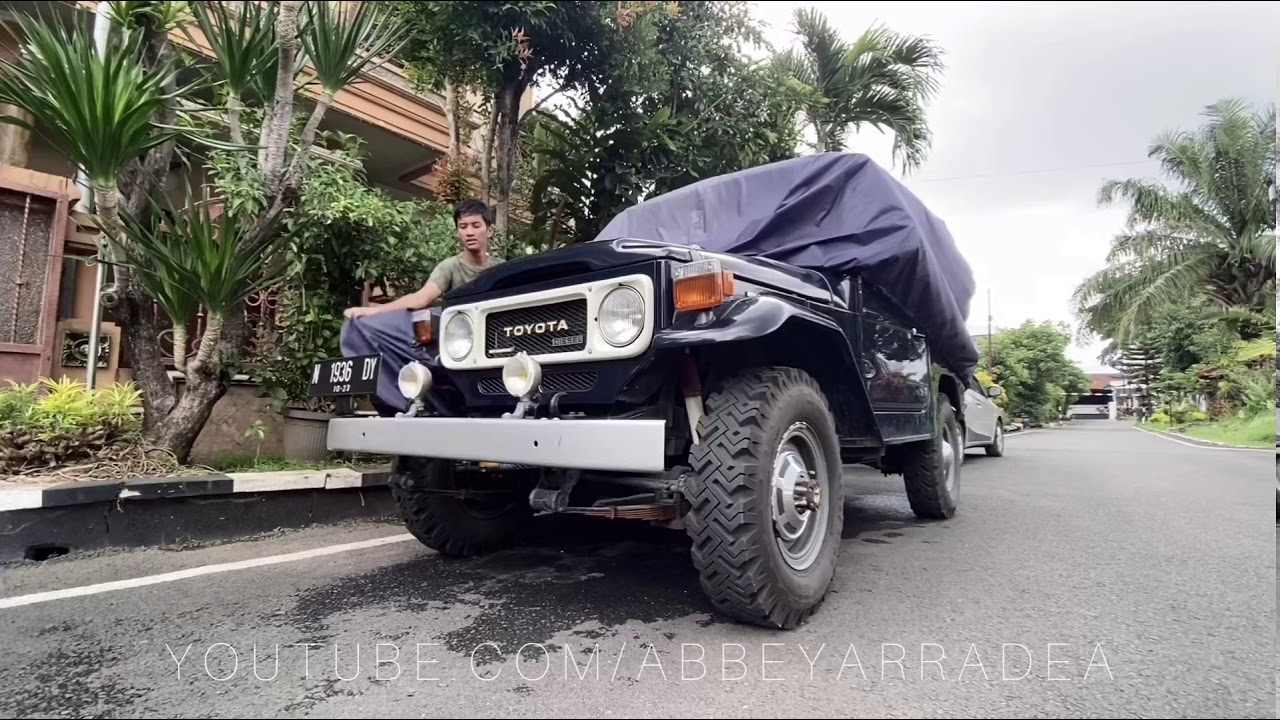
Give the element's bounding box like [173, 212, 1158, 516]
[684, 367, 844, 630]
[390, 456, 532, 557]
[985, 422, 1005, 457]
[902, 395, 962, 519]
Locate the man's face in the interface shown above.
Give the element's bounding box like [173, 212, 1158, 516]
[457, 214, 492, 252]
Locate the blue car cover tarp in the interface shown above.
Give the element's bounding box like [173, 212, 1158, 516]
[592, 152, 980, 383]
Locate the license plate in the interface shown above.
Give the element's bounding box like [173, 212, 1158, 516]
[309, 355, 380, 397]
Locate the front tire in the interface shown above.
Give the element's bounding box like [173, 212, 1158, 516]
[684, 367, 844, 630]
[902, 395, 962, 519]
[390, 456, 532, 557]
[985, 422, 1005, 457]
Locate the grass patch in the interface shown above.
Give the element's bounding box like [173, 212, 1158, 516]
[200, 453, 390, 473]
[1176, 413, 1275, 448]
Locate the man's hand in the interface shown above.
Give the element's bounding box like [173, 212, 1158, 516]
[342, 281, 441, 320]
[344, 306, 379, 319]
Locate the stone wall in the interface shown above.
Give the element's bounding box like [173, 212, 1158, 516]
[188, 382, 285, 463]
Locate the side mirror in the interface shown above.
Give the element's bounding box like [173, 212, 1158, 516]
[986, 385, 1004, 398]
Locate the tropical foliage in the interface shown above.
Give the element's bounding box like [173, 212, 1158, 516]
[523, 1, 809, 245]
[0, 379, 143, 474]
[1073, 99, 1277, 344]
[251, 134, 461, 411]
[773, 8, 945, 171]
[0, 1, 412, 463]
[1075, 98, 1277, 429]
[978, 322, 1089, 424]
[392, 2, 945, 245]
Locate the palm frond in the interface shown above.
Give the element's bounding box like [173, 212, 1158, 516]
[790, 7, 846, 96]
[105, 1, 192, 35]
[0, 12, 180, 188]
[188, 0, 277, 102]
[301, 0, 410, 96]
[109, 185, 291, 321]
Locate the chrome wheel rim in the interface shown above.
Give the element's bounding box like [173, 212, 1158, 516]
[996, 425, 1004, 454]
[771, 422, 830, 571]
[942, 426, 958, 494]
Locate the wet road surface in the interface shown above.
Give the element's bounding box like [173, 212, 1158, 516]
[0, 423, 1273, 718]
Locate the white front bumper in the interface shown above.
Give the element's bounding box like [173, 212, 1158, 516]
[326, 416, 667, 473]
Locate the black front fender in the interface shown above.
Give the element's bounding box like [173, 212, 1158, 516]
[654, 294, 855, 360]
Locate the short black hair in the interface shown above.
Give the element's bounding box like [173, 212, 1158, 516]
[453, 200, 493, 227]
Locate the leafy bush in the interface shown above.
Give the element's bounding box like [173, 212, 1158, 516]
[1186, 411, 1209, 423]
[0, 379, 142, 473]
[239, 134, 461, 410]
[1181, 412, 1276, 448]
[1148, 411, 1172, 425]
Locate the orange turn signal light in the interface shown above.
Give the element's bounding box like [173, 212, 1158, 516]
[411, 310, 434, 345]
[673, 260, 735, 312]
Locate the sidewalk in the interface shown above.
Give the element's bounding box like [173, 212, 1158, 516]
[0, 466, 395, 562]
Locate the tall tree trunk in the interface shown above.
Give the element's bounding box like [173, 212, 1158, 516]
[152, 361, 228, 463]
[493, 82, 525, 236]
[443, 79, 462, 161]
[809, 110, 829, 152]
[480, 90, 500, 205]
[118, 269, 177, 436]
[283, 93, 335, 190]
[260, 0, 304, 193]
[227, 95, 244, 146]
[171, 324, 187, 372]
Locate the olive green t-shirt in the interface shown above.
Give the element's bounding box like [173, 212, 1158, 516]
[428, 252, 501, 302]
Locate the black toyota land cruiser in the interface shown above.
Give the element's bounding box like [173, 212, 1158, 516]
[317, 153, 988, 630]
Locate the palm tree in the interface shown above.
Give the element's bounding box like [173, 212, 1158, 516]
[773, 7, 945, 172]
[0, 12, 180, 247]
[1073, 98, 1277, 344]
[0, 2, 408, 463]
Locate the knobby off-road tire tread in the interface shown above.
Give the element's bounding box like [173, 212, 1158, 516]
[684, 366, 842, 630]
[390, 459, 530, 558]
[902, 397, 958, 520]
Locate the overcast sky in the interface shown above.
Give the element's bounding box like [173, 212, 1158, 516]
[749, 1, 1279, 372]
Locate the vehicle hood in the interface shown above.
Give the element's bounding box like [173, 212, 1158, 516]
[446, 238, 834, 304]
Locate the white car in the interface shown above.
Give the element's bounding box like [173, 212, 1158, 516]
[964, 383, 1006, 456]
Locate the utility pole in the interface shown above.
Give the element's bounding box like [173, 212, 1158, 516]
[986, 289, 993, 368]
[82, 2, 113, 390]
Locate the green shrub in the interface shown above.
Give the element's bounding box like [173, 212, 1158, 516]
[1148, 411, 1172, 425]
[0, 378, 142, 473]
[1186, 411, 1209, 423]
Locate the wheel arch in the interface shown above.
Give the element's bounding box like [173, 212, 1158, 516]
[682, 314, 882, 446]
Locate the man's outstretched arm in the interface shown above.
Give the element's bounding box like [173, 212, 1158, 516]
[344, 280, 443, 319]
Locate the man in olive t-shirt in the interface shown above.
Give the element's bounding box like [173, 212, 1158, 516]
[344, 199, 500, 318]
[338, 200, 500, 414]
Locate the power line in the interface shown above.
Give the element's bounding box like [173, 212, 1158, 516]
[907, 159, 1158, 185]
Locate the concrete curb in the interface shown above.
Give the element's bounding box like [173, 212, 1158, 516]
[1132, 424, 1276, 452]
[0, 467, 391, 512]
[0, 467, 395, 561]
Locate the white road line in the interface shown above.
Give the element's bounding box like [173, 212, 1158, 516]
[0, 533, 415, 610]
[1006, 430, 1042, 437]
[1131, 424, 1275, 453]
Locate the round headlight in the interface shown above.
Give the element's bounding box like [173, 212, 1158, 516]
[503, 352, 543, 398]
[599, 286, 644, 347]
[443, 313, 473, 360]
[397, 361, 432, 400]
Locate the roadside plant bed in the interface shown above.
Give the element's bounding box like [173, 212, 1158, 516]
[0, 379, 183, 479]
[1141, 413, 1273, 449]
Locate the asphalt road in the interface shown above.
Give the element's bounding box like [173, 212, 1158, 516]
[0, 423, 1273, 719]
